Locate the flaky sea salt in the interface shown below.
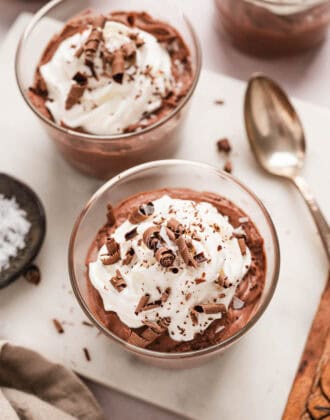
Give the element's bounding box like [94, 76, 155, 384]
[0, 194, 31, 271]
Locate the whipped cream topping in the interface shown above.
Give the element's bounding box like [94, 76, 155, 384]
[89, 195, 251, 342]
[247, 0, 325, 15]
[40, 21, 176, 135]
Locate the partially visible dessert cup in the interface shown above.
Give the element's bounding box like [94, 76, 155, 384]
[69, 160, 280, 368]
[214, 0, 330, 57]
[15, 0, 201, 179]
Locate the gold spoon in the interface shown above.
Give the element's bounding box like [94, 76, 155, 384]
[244, 74, 330, 263]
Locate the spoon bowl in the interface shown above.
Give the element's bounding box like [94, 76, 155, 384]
[0, 174, 46, 288]
[244, 74, 330, 263]
[245, 74, 306, 178]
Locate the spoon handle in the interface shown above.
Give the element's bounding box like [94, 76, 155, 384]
[292, 175, 330, 263]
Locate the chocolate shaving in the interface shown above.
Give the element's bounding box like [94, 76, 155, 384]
[194, 303, 227, 315]
[52, 319, 64, 334]
[167, 218, 184, 240]
[102, 237, 120, 264]
[217, 138, 231, 153]
[93, 15, 107, 29]
[142, 320, 167, 334]
[84, 28, 103, 66]
[75, 46, 84, 58]
[161, 287, 171, 303]
[127, 331, 149, 348]
[125, 227, 138, 240]
[129, 202, 154, 224]
[24, 264, 41, 285]
[65, 82, 87, 110]
[72, 71, 88, 85]
[141, 302, 161, 312]
[112, 50, 125, 84]
[194, 252, 207, 264]
[159, 317, 171, 329]
[106, 203, 116, 226]
[135, 294, 150, 314]
[223, 160, 233, 173]
[238, 238, 247, 255]
[195, 278, 206, 285]
[155, 247, 175, 268]
[82, 321, 94, 327]
[129, 208, 147, 224]
[143, 23, 177, 42]
[190, 309, 199, 326]
[122, 42, 136, 59]
[122, 247, 135, 265]
[176, 236, 197, 268]
[214, 99, 225, 105]
[110, 269, 126, 292]
[83, 347, 91, 361]
[100, 44, 113, 66]
[143, 226, 162, 250]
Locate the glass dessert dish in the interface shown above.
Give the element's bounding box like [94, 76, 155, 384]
[15, 0, 201, 179]
[69, 160, 280, 368]
[214, 0, 330, 57]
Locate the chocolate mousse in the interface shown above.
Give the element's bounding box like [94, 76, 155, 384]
[215, 0, 330, 57]
[29, 10, 193, 135]
[86, 188, 266, 352]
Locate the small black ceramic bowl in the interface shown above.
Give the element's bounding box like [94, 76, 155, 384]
[0, 173, 46, 288]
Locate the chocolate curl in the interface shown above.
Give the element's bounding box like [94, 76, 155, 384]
[84, 28, 103, 66]
[75, 46, 84, 58]
[190, 309, 199, 326]
[65, 82, 86, 110]
[194, 303, 227, 315]
[101, 237, 120, 265]
[106, 203, 116, 226]
[161, 287, 171, 303]
[194, 252, 207, 264]
[167, 218, 184, 240]
[110, 269, 126, 292]
[129, 202, 154, 224]
[135, 294, 150, 314]
[143, 226, 161, 250]
[155, 247, 175, 268]
[112, 50, 125, 84]
[176, 236, 197, 268]
[238, 238, 247, 255]
[122, 248, 135, 265]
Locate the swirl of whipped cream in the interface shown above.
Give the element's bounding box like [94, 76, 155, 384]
[89, 195, 251, 342]
[40, 21, 175, 135]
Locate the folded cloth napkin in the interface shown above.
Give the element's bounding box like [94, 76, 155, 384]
[0, 341, 105, 420]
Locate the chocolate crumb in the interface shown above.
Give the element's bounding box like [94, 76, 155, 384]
[24, 264, 41, 285]
[214, 99, 225, 105]
[83, 347, 91, 361]
[125, 227, 138, 240]
[82, 321, 94, 327]
[223, 160, 233, 173]
[53, 319, 64, 334]
[217, 138, 231, 153]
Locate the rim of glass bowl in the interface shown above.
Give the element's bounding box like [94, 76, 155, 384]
[244, 0, 328, 6]
[15, 0, 202, 143]
[68, 159, 280, 360]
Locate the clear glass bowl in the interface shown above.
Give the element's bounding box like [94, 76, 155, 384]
[68, 160, 280, 368]
[214, 0, 330, 57]
[15, 0, 201, 179]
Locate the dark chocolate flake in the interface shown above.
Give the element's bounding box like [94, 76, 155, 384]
[125, 227, 138, 240]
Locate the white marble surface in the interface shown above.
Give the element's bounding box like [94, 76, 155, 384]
[1, 1, 330, 419]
